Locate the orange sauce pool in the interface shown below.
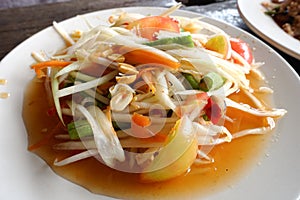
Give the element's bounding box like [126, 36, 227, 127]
[22, 75, 273, 200]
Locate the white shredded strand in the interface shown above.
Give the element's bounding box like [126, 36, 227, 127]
[174, 89, 204, 96]
[254, 86, 274, 94]
[97, 27, 179, 64]
[232, 127, 271, 140]
[194, 159, 214, 165]
[197, 150, 213, 161]
[70, 71, 97, 82]
[54, 61, 81, 78]
[75, 103, 116, 167]
[53, 21, 75, 46]
[213, 56, 250, 83]
[225, 98, 287, 118]
[231, 49, 252, 71]
[193, 122, 232, 145]
[159, 2, 182, 17]
[54, 134, 71, 140]
[90, 56, 118, 68]
[54, 150, 98, 166]
[87, 105, 125, 162]
[84, 89, 110, 105]
[31, 51, 47, 62]
[232, 117, 276, 139]
[154, 70, 177, 111]
[56, 70, 118, 98]
[165, 70, 186, 92]
[131, 101, 162, 110]
[242, 88, 265, 109]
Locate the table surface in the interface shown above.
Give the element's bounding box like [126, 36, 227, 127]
[0, 0, 299, 75]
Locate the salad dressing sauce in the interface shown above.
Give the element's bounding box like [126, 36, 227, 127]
[23, 75, 273, 200]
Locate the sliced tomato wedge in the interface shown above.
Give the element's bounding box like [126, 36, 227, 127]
[230, 38, 253, 64]
[127, 16, 180, 41]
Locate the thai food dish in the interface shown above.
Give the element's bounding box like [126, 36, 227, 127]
[262, 0, 300, 40]
[23, 4, 286, 199]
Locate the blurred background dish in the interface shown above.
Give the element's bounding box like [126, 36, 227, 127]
[237, 0, 300, 60]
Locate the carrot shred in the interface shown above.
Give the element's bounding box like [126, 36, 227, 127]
[31, 60, 72, 70]
[131, 113, 153, 139]
[132, 112, 151, 127]
[114, 46, 180, 69]
[31, 60, 72, 78]
[35, 69, 46, 78]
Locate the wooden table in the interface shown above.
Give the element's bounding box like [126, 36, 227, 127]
[0, 0, 176, 59]
[0, 0, 299, 75]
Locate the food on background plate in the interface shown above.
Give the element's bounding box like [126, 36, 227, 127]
[262, 0, 300, 40]
[23, 3, 287, 198]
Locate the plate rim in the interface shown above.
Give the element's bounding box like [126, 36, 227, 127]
[0, 6, 299, 200]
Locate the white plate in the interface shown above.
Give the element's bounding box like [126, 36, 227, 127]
[0, 7, 300, 200]
[237, 0, 300, 60]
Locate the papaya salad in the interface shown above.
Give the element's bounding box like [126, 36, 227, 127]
[27, 4, 286, 183]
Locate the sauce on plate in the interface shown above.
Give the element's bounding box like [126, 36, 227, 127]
[22, 73, 274, 199]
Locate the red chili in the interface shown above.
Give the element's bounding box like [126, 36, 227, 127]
[204, 98, 222, 124]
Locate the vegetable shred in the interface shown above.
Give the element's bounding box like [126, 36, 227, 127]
[23, 3, 286, 199]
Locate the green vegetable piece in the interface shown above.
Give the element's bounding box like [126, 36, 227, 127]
[183, 73, 200, 90]
[67, 119, 89, 130]
[144, 35, 194, 48]
[264, 6, 280, 16]
[199, 72, 224, 92]
[67, 120, 93, 140]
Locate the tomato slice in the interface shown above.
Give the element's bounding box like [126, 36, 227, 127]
[204, 97, 222, 125]
[127, 16, 180, 41]
[230, 38, 253, 64]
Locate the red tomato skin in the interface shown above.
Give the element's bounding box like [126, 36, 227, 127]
[127, 16, 180, 41]
[230, 38, 253, 64]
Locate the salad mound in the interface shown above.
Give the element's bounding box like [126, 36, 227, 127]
[27, 4, 286, 184]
